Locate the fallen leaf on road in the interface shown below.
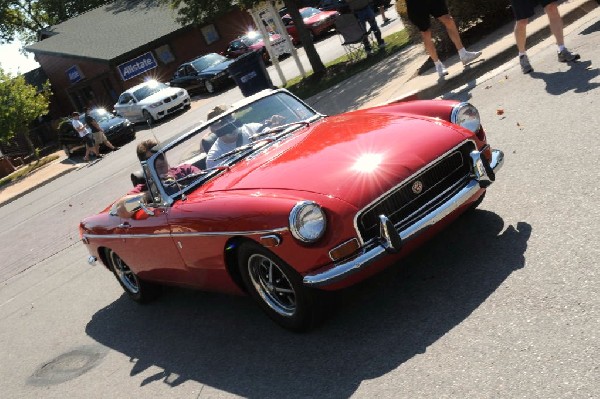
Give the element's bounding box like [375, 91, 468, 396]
[497, 109, 504, 115]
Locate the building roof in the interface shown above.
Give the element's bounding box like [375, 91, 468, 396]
[26, 0, 187, 63]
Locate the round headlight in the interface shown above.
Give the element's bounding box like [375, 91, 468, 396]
[450, 102, 481, 133]
[289, 201, 326, 243]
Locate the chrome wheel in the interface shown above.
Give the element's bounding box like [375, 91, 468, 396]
[247, 253, 296, 317]
[108, 250, 139, 294]
[205, 80, 215, 93]
[142, 110, 154, 126]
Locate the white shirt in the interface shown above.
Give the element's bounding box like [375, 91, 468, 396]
[206, 128, 253, 169]
[72, 119, 91, 138]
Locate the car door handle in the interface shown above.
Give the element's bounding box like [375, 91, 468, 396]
[118, 222, 131, 229]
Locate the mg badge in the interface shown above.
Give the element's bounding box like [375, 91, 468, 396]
[411, 180, 423, 195]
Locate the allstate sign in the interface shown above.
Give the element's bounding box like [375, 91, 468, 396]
[66, 65, 84, 84]
[117, 52, 158, 81]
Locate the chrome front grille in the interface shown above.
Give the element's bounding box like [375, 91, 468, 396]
[356, 141, 476, 243]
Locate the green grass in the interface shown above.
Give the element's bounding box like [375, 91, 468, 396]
[284, 29, 411, 99]
[0, 154, 59, 188]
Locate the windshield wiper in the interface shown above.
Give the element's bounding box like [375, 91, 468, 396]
[251, 121, 310, 141]
[213, 138, 274, 161]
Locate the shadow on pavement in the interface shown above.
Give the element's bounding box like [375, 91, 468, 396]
[86, 210, 531, 397]
[529, 60, 600, 95]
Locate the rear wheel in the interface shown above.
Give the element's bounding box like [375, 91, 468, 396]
[238, 242, 317, 331]
[106, 249, 161, 303]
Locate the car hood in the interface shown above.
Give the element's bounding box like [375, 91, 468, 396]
[98, 116, 128, 129]
[200, 111, 474, 208]
[140, 87, 184, 104]
[201, 61, 233, 76]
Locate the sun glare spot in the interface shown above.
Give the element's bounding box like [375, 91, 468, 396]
[352, 153, 383, 173]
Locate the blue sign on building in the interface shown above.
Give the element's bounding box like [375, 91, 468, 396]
[66, 65, 84, 84]
[117, 52, 158, 81]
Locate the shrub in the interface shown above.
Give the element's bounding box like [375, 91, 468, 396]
[396, 0, 513, 58]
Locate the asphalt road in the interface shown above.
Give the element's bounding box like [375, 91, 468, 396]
[0, 11, 598, 399]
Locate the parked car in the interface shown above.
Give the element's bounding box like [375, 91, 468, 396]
[80, 89, 504, 331]
[58, 108, 135, 157]
[318, 0, 347, 11]
[224, 31, 291, 62]
[114, 80, 190, 125]
[282, 7, 339, 44]
[169, 53, 235, 95]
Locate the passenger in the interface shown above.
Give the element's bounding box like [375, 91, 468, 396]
[114, 138, 199, 218]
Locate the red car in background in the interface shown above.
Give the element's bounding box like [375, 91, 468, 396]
[224, 31, 291, 62]
[282, 7, 339, 44]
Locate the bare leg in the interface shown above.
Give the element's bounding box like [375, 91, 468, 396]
[544, 2, 564, 46]
[420, 29, 439, 62]
[437, 14, 464, 51]
[514, 19, 528, 53]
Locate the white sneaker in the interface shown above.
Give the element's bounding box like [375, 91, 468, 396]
[436, 63, 448, 78]
[460, 50, 482, 66]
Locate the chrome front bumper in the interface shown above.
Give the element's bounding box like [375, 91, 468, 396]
[303, 148, 504, 287]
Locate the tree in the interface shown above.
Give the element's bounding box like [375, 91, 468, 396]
[0, 67, 51, 159]
[165, 0, 326, 75]
[0, 0, 111, 46]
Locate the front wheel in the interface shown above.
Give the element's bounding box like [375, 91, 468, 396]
[142, 110, 155, 126]
[106, 249, 160, 303]
[204, 80, 215, 93]
[238, 242, 317, 331]
[62, 144, 71, 158]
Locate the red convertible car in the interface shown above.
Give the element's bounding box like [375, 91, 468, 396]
[80, 89, 504, 331]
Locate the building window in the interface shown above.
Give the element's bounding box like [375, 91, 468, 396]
[155, 44, 175, 64]
[201, 24, 220, 45]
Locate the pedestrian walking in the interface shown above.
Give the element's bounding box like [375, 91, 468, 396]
[373, 0, 391, 24]
[84, 107, 119, 156]
[71, 112, 95, 162]
[511, 0, 580, 74]
[347, 0, 386, 53]
[405, 0, 482, 79]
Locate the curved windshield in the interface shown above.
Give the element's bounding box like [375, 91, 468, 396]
[191, 54, 227, 72]
[133, 81, 169, 101]
[89, 108, 114, 122]
[147, 91, 320, 202]
[301, 7, 321, 18]
[241, 33, 263, 46]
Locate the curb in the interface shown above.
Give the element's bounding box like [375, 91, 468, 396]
[0, 166, 76, 208]
[401, 0, 597, 101]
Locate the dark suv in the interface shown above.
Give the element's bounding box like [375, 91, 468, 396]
[58, 108, 135, 157]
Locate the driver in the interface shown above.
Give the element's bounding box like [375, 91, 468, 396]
[205, 107, 286, 169]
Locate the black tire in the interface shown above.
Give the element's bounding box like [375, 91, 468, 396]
[142, 110, 154, 126]
[238, 242, 317, 331]
[62, 144, 71, 158]
[204, 80, 215, 94]
[106, 249, 161, 303]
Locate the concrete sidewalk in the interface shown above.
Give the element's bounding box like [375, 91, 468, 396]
[1, 0, 597, 208]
